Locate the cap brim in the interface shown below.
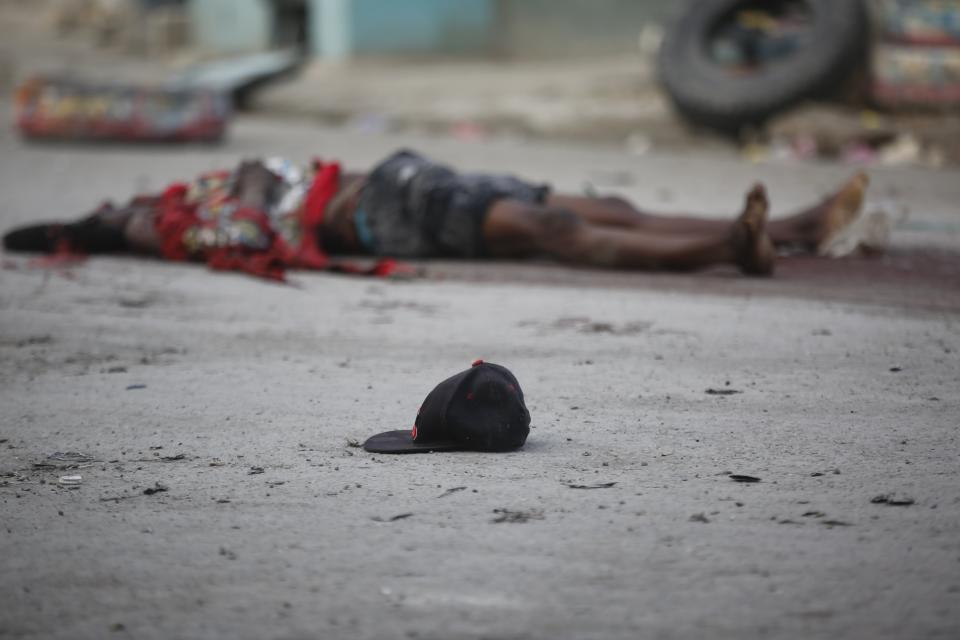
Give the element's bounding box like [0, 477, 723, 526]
[362, 430, 461, 454]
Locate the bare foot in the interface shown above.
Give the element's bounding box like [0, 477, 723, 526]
[811, 172, 869, 254]
[732, 184, 775, 276]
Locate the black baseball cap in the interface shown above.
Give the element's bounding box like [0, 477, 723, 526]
[363, 360, 530, 454]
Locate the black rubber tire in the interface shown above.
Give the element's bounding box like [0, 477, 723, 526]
[658, 0, 870, 133]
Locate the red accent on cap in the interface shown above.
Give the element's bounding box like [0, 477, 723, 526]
[411, 424, 418, 440]
[466, 392, 473, 400]
[472, 359, 484, 367]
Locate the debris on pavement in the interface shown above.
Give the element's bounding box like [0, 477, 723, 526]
[126, 384, 147, 390]
[58, 474, 82, 486]
[871, 493, 916, 506]
[689, 513, 710, 523]
[565, 482, 617, 490]
[160, 453, 186, 462]
[143, 482, 168, 495]
[219, 547, 237, 560]
[491, 508, 544, 524]
[729, 474, 762, 483]
[99, 494, 134, 503]
[820, 520, 853, 527]
[437, 486, 467, 498]
[248, 466, 265, 475]
[48, 451, 95, 463]
[372, 513, 414, 523]
[705, 388, 742, 396]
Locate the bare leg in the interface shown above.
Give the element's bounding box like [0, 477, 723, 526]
[484, 186, 773, 275]
[546, 172, 868, 251]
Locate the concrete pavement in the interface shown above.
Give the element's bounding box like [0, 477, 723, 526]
[1, 114, 959, 639]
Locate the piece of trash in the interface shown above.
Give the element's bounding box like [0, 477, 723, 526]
[491, 508, 544, 524]
[437, 486, 467, 498]
[689, 513, 710, 523]
[372, 513, 414, 522]
[871, 494, 915, 506]
[58, 475, 82, 486]
[143, 482, 168, 495]
[889, 366, 903, 372]
[248, 466, 265, 475]
[161, 453, 186, 462]
[126, 384, 147, 390]
[878, 133, 923, 166]
[450, 120, 486, 142]
[729, 474, 761, 483]
[705, 388, 742, 396]
[565, 482, 617, 490]
[48, 451, 95, 463]
[820, 520, 852, 527]
[842, 142, 878, 165]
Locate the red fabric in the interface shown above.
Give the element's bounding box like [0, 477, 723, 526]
[155, 182, 194, 262]
[153, 160, 406, 282]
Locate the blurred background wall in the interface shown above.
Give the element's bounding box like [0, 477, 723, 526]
[188, 0, 674, 58]
[189, 0, 273, 54]
[495, 0, 672, 58]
